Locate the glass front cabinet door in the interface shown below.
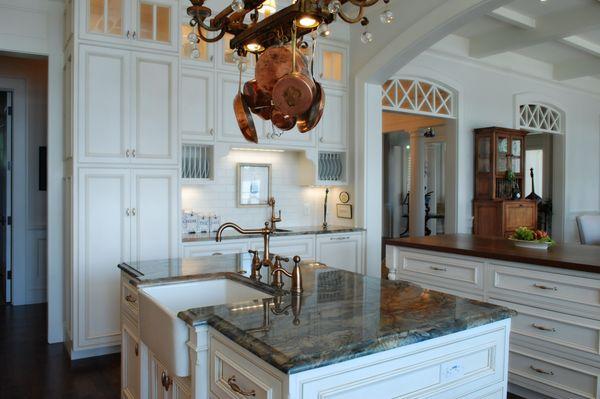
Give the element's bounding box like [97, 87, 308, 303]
[317, 41, 347, 87]
[82, 0, 178, 51]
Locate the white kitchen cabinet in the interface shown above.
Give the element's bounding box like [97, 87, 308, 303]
[149, 353, 191, 399]
[76, 168, 177, 351]
[122, 324, 141, 399]
[80, 0, 178, 51]
[216, 72, 247, 143]
[78, 46, 131, 163]
[130, 169, 179, 263]
[316, 232, 364, 274]
[316, 40, 348, 88]
[131, 52, 178, 164]
[77, 169, 131, 349]
[180, 24, 214, 68]
[317, 86, 347, 150]
[260, 122, 316, 147]
[180, 68, 214, 142]
[63, 50, 74, 160]
[78, 46, 178, 165]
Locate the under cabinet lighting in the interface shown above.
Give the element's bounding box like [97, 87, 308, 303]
[231, 147, 285, 153]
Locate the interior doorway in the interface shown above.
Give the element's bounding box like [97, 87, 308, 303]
[0, 91, 12, 304]
[0, 54, 48, 306]
[382, 112, 451, 238]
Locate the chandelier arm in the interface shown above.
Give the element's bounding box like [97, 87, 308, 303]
[337, 6, 364, 24]
[196, 17, 227, 32]
[198, 28, 227, 42]
[348, 0, 379, 7]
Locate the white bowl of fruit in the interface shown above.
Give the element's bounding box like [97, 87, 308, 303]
[509, 227, 555, 249]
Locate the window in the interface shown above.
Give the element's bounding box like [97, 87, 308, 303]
[382, 78, 454, 117]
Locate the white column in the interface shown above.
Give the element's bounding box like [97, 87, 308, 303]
[409, 131, 425, 236]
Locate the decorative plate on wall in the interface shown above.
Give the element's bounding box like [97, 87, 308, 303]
[339, 191, 350, 204]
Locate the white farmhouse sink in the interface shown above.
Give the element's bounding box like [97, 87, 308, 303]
[138, 278, 271, 377]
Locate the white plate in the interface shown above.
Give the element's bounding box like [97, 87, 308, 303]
[508, 238, 551, 250]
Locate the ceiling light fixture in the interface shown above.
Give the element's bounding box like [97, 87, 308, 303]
[258, 0, 276, 15]
[244, 42, 265, 52]
[296, 15, 320, 28]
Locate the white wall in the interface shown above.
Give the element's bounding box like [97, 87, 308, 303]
[0, 55, 48, 305]
[181, 149, 355, 229]
[397, 37, 600, 242]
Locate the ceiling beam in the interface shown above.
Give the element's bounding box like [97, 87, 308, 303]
[470, 4, 600, 58]
[561, 35, 600, 57]
[553, 58, 600, 81]
[489, 7, 536, 30]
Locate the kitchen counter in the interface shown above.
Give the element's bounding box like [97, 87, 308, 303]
[182, 225, 365, 242]
[386, 233, 600, 274]
[120, 254, 514, 374]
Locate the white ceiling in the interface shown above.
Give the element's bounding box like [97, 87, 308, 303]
[452, 0, 600, 82]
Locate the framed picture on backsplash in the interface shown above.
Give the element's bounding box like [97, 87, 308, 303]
[336, 204, 353, 219]
[237, 163, 272, 207]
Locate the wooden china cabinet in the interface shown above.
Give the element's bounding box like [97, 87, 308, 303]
[473, 127, 537, 237]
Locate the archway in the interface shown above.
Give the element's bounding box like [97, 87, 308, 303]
[352, 0, 511, 277]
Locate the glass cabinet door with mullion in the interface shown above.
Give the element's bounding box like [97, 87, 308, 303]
[85, 0, 128, 39]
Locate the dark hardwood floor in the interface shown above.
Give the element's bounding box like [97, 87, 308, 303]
[0, 303, 120, 399]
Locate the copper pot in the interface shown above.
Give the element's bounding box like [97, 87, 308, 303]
[255, 45, 307, 95]
[243, 79, 272, 120]
[233, 92, 258, 143]
[297, 82, 325, 133]
[272, 70, 315, 117]
[271, 109, 296, 131]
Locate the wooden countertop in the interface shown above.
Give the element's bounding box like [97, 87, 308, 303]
[385, 234, 600, 274]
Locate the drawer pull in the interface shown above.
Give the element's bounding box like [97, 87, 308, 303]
[125, 294, 137, 303]
[161, 371, 173, 391]
[134, 343, 139, 356]
[227, 376, 256, 397]
[212, 252, 223, 256]
[529, 365, 554, 376]
[430, 266, 447, 272]
[532, 323, 556, 332]
[533, 283, 558, 291]
[331, 236, 350, 241]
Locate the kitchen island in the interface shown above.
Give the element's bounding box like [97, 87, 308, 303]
[119, 253, 514, 399]
[386, 234, 600, 399]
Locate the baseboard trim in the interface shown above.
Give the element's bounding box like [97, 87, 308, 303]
[65, 340, 121, 360]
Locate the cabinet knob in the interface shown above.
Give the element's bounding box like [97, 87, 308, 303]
[319, 137, 324, 143]
[161, 371, 172, 391]
[134, 343, 139, 356]
[132, 31, 137, 40]
[132, 149, 136, 158]
[125, 208, 131, 216]
[131, 208, 136, 216]
[126, 30, 130, 39]
[126, 149, 130, 158]
[125, 294, 136, 303]
[209, 55, 214, 62]
[209, 128, 214, 136]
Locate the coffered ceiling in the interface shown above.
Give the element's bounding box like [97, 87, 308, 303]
[453, 0, 600, 82]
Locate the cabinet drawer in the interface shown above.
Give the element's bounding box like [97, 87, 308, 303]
[183, 241, 248, 257]
[488, 264, 600, 317]
[250, 236, 315, 260]
[399, 251, 484, 291]
[299, 323, 507, 399]
[509, 348, 600, 399]
[210, 333, 283, 399]
[121, 276, 139, 321]
[494, 300, 600, 357]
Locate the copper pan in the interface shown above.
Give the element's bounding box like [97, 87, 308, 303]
[255, 45, 307, 95]
[234, 92, 258, 143]
[243, 79, 272, 120]
[297, 81, 325, 133]
[271, 109, 296, 131]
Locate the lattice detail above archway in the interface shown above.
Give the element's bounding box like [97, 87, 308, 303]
[382, 78, 455, 117]
[518, 103, 562, 134]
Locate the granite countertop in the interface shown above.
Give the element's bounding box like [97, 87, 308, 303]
[119, 254, 515, 374]
[386, 234, 600, 274]
[182, 225, 365, 243]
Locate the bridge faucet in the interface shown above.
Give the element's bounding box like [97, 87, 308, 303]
[267, 197, 282, 231]
[216, 221, 273, 272]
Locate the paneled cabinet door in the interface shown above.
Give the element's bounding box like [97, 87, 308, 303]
[132, 0, 178, 51]
[81, 0, 130, 43]
[316, 233, 363, 274]
[77, 169, 131, 349]
[130, 169, 179, 264]
[78, 46, 131, 163]
[180, 68, 214, 142]
[131, 52, 178, 165]
[316, 41, 348, 88]
[122, 326, 141, 399]
[216, 72, 247, 143]
[317, 87, 347, 149]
